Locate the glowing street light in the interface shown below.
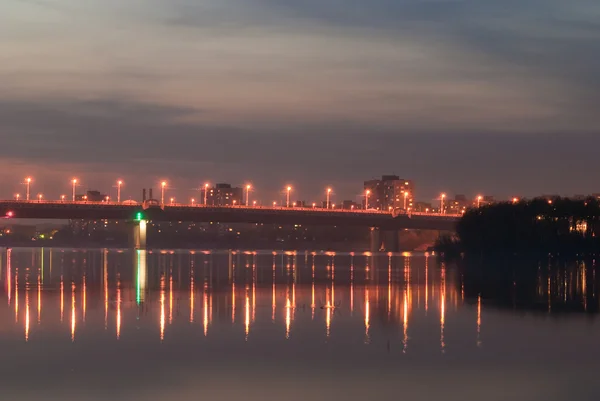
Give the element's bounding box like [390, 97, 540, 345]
[286, 186, 292, 208]
[161, 181, 167, 206]
[245, 184, 252, 206]
[170, 197, 175, 206]
[365, 189, 371, 210]
[61, 195, 65, 202]
[512, 197, 519, 204]
[72, 179, 78, 202]
[191, 198, 196, 206]
[15, 194, 20, 201]
[312, 203, 316, 208]
[477, 195, 483, 208]
[25, 177, 32, 201]
[326, 188, 332, 209]
[440, 193, 446, 215]
[105, 196, 110, 202]
[117, 180, 123, 203]
[331, 203, 336, 209]
[204, 183, 209, 205]
[253, 200, 257, 207]
[273, 201, 277, 207]
[37, 194, 43, 202]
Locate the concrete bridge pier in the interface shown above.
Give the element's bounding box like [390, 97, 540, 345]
[369, 227, 380, 252]
[370, 227, 400, 252]
[131, 220, 148, 249]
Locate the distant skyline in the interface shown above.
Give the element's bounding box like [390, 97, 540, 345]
[2, 0, 600, 201]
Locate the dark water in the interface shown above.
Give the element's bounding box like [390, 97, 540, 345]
[1, 248, 600, 401]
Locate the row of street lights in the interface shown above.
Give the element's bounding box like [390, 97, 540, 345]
[17, 177, 487, 213]
[19, 177, 125, 203]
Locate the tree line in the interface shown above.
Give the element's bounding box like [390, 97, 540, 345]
[436, 197, 600, 256]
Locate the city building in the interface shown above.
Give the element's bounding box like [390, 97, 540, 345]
[449, 195, 470, 214]
[413, 202, 433, 213]
[342, 200, 361, 210]
[75, 190, 108, 202]
[200, 183, 243, 206]
[363, 175, 414, 211]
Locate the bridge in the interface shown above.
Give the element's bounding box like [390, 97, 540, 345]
[0, 201, 461, 251]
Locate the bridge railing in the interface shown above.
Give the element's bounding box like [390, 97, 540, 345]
[0, 200, 462, 218]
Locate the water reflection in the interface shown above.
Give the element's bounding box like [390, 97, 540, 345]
[0, 248, 599, 347]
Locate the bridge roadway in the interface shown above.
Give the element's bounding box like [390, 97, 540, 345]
[0, 201, 460, 231]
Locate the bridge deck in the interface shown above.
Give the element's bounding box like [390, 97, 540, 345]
[0, 201, 460, 230]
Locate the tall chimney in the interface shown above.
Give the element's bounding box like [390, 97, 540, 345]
[142, 188, 147, 202]
[149, 188, 153, 200]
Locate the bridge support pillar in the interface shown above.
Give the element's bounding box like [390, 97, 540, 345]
[382, 230, 400, 253]
[131, 220, 147, 249]
[371, 228, 400, 252]
[369, 227, 380, 252]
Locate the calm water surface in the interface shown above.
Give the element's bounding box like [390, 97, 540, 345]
[1, 248, 599, 401]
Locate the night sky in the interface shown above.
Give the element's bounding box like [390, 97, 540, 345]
[2, 0, 600, 204]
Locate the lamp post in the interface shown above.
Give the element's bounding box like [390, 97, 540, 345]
[326, 188, 331, 209]
[38, 194, 43, 202]
[245, 184, 251, 206]
[286, 186, 292, 208]
[15, 194, 20, 201]
[117, 180, 123, 203]
[170, 197, 174, 206]
[25, 177, 32, 201]
[72, 179, 78, 202]
[365, 189, 371, 210]
[204, 183, 209, 205]
[477, 195, 483, 208]
[161, 181, 167, 206]
[61, 195, 65, 202]
[440, 193, 446, 215]
[191, 198, 196, 206]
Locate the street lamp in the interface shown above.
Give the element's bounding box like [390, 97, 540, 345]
[233, 200, 237, 206]
[286, 186, 292, 208]
[477, 195, 483, 208]
[105, 196, 110, 203]
[37, 194, 43, 202]
[440, 193, 446, 214]
[170, 197, 174, 206]
[326, 188, 332, 209]
[245, 184, 251, 206]
[204, 183, 209, 205]
[61, 195, 65, 202]
[253, 200, 257, 207]
[117, 180, 123, 203]
[15, 194, 20, 201]
[331, 203, 335, 209]
[312, 203, 316, 208]
[25, 177, 32, 201]
[191, 198, 196, 206]
[72, 179, 78, 202]
[273, 201, 277, 207]
[161, 181, 167, 206]
[365, 189, 371, 210]
[512, 197, 519, 204]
